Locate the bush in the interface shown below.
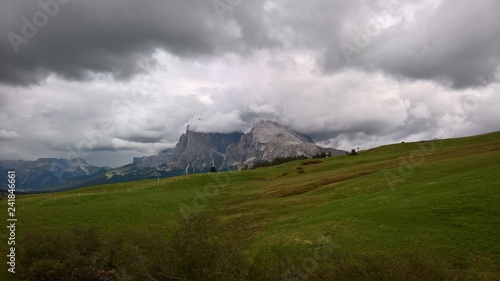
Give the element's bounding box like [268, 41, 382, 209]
[164, 213, 249, 281]
[312, 250, 459, 281]
[108, 213, 250, 280]
[17, 218, 471, 280]
[300, 160, 323, 166]
[18, 227, 113, 281]
[349, 149, 358, 156]
[254, 155, 309, 168]
[312, 152, 327, 159]
[248, 246, 462, 281]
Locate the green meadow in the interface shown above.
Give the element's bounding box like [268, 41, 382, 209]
[1, 131, 499, 280]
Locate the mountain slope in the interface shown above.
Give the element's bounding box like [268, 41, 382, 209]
[223, 121, 344, 167]
[0, 158, 102, 192]
[132, 148, 175, 168]
[3, 131, 499, 279]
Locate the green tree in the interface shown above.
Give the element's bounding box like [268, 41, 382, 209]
[210, 166, 217, 173]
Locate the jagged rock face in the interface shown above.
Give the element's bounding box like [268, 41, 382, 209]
[130, 121, 345, 173]
[133, 148, 175, 168]
[168, 130, 243, 172]
[223, 121, 339, 167]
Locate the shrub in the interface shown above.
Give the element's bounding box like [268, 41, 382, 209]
[254, 155, 309, 168]
[300, 160, 323, 166]
[17, 219, 471, 280]
[164, 213, 249, 281]
[248, 246, 463, 281]
[18, 227, 113, 281]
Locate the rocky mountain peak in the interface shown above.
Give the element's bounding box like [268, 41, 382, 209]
[167, 129, 243, 172]
[250, 121, 313, 144]
[223, 121, 344, 168]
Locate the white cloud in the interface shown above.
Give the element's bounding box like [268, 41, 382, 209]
[0, 130, 20, 141]
[409, 103, 431, 119]
[1, 0, 500, 166]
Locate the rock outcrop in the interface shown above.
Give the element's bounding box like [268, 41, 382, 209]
[223, 121, 344, 168]
[166, 127, 243, 173]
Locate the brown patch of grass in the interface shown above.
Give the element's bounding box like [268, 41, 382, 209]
[301, 160, 324, 166]
[265, 171, 378, 198]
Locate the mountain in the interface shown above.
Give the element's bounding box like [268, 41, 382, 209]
[0, 157, 184, 193]
[132, 148, 175, 168]
[223, 121, 345, 168]
[0, 158, 103, 192]
[100, 163, 182, 184]
[166, 127, 243, 173]
[0, 121, 345, 193]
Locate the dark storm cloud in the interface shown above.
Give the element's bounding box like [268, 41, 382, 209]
[114, 131, 165, 144]
[1, 0, 499, 167]
[319, 0, 500, 89]
[2, 0, 499, 89]
[0, 0, 275, 86]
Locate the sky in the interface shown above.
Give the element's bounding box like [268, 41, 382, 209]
[0, 0, 499, 167]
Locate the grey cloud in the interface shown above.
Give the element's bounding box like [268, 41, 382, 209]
[1, 0, 499, 167]
[239, 107, 281, 127]
[320, 0, 500, 89]
[113, 130, 165, 144]
[0, 129, 20, 141]
[0, 0, 274, 86]
[2, 0, 499, 89]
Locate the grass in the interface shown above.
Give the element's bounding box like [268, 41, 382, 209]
[1, 131, 500, 280]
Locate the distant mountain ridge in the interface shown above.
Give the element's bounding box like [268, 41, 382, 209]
[0, 158, 104, 192]
[0, 121, 346, 193]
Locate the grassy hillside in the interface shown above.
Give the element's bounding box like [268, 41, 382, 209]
[1, 131, 499, 280]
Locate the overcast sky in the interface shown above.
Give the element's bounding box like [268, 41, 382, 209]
[1, 0, 499, 167]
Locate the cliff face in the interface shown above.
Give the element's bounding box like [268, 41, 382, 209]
[223, 121, 341, 168]
[132, 121, 345, 173]
[167, 129, 243, 173]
